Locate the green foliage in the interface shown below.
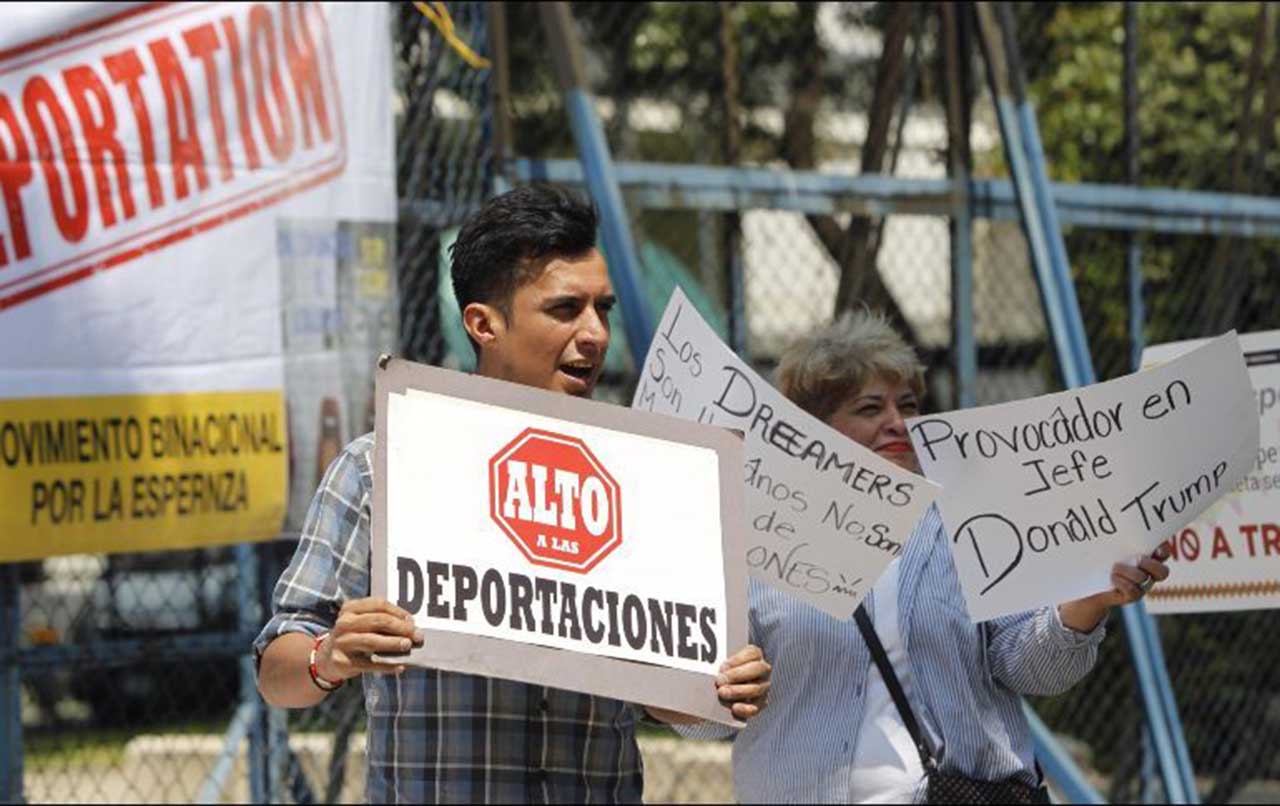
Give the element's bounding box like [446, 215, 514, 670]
[1008, 2, 1280, 385]
[1020, 2, 1267, 190]
[1014, 7, 1280, 797]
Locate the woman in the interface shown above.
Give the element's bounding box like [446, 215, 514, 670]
[683, 310, 1170, 803]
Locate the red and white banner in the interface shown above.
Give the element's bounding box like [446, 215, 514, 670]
[0, 3, 396, 560]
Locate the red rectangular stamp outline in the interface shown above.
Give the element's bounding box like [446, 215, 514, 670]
[0, 2, 348, 311]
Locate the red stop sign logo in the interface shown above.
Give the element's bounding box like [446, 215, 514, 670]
[489, 428, 623, 573]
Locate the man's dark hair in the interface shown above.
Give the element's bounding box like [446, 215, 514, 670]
[450, 184, 599, 318]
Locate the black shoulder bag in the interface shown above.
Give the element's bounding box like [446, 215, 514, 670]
[853, 606, 1050, 805]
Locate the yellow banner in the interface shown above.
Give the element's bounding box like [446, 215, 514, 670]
[0, 391, 287, 561]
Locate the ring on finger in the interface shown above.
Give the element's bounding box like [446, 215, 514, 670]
[1138, 574, 1156, 595]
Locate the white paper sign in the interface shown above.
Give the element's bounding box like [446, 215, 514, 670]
[386, 390, 727, 674]
[908, 332, 1259, 622]
[1143, 330, 1280, 613]
[374, 359, 749, 725]
[632, 288, 941, 619]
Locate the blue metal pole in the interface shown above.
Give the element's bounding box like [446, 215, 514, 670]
[561, 91, 655, 363]
[1128, 239, 1144, 382]
[728, 242, 746, 358]
[1117, 605, 1185, 802]
[948, 174, 976, 411]
[1, 564, 23, 805]
[537, 3, 655, 366]
[976, 4, 1190, 801]
[1019, 79, 1203, 806]
[560, 89, 655, 354]
[951, 189, 975, 409]
[1142, 724, 1160, 803]
[197, 699, 259, 805]
[1016, 104, 1094, 378]
[987, 95, 1082, 390]
[234, 543, 268, 803]
[1024, 704, 1104, 804]
[941, 1, 977, 411]
[1137, 605, 1199, 802]
[1024, 54, 1203, 806]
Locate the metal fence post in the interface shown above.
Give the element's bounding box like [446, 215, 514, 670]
[0, 565, 22, 805]
[1024, 705, 1104, 803]
[941, 2, 976, 410]
[1123, 1, 1145, 376]
[973, 5, 1079, 388]
[537, 2, 655, 365]
[974, 3, 1194, 801]
[1121, 7, 1196, 801]
[235, 543, 269, 803]
[1136, 602, 1198, 801]
[1142, 724, 1161, 803]
[486, 1, 512, 197]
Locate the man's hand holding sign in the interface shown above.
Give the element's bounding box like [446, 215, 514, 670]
[908, 332, 1256, 622]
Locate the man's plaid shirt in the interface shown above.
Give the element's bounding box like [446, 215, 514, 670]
[254, 434, 645, 804]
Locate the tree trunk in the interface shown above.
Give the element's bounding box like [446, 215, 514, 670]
[780, 3, 917, 338]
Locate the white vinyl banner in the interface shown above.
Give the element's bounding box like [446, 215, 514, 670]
[909, 332, 1259, 622]
[1143, 330, 1280, 613]
[633, 288, 941, 619]
[0, 3, 396, 560]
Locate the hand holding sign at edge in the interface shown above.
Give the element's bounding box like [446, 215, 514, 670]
[645, 643, 773, 724]
[1057, 546, 1173, 631]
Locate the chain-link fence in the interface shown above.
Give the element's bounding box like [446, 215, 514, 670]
[8, 2, 1280, 803]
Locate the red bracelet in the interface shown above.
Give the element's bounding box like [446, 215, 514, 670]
[309, 633, 344, 692]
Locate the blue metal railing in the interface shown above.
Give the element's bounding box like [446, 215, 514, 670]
[513, 158, 1280, 239]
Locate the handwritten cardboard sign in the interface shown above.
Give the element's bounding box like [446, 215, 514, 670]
[908, 332, 1258, 622]
[1143, 330, 1280, 614]
[632, 288, 940, 619]
[371, 358, 749, 725]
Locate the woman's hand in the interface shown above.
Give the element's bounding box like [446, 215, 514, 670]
[715, 644, 772, 720]
[1058, 545, 1171, 633]
[643, 644, 772, 725]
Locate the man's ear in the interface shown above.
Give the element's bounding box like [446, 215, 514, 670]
[462, 302, 505, 349]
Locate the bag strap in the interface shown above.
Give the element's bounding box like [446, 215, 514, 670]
[853, 604, 938, 772]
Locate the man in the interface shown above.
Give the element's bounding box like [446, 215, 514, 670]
[255, 184, 771, 803]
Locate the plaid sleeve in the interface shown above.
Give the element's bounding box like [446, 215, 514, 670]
[253, 434, 376, 662]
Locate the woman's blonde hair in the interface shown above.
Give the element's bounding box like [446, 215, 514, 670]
[776, 309, 925, 422]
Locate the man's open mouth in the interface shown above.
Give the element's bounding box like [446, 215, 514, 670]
[560, 363, 595, 381]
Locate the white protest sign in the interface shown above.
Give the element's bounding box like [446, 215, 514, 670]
[908, 332, 1259, 622]
[1142, 330, 1280, 613]
[632, 288, 940, 619]
[372, 359, 749, 725]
